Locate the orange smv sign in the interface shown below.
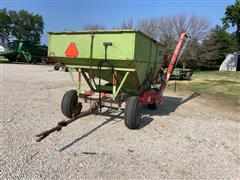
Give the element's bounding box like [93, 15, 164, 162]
[65, 42, 79, 58]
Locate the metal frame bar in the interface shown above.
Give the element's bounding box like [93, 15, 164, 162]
[113, 71, 129, 100]
[66, 65, 131, 101]
[68, 67, 82, 95]
[66, 65, 135, 72]
[112, 72, 117, 95]
[77, 70, 81, 91]
[81, 71, 95, 91]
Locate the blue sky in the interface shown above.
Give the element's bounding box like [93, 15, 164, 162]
[1, 0, 236, 44]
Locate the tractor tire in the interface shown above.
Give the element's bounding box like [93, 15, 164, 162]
[61, 90, 82, 118]
[124, 96, 142, 129]
[7, 56, 17, 62]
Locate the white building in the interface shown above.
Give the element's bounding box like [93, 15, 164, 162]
[219, 51, 240, 71]
[0, 45, 4, 52]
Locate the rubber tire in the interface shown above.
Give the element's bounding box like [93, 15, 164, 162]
[61, 90, 82, 118]
[147, 103, 157, 110]
[54, 65, 60, 71]
[64, 67, 69, 72]
[124, 96, 142, 129]
[8, 55, 17, 62]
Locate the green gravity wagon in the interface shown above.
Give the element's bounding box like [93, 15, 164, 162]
[36, 30, 190, 141]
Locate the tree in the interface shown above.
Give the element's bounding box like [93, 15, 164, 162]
[0, 8, 12, 43]
[113, 19, 133, 30]
[9, 10, 44, 44]
[136, 14, 210, 64]
[136, 14, 210, 42]
[136, 17, 160, 40]
[0, 9, 44, 44]
[120, 19, 134, 29]
[222, 0, 240, 48]
[198, 26, 238, 70]
[84, 23, 105, 30]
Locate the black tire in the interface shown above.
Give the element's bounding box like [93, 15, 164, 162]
[61, 90, 82, 118]
[64, 67, 69, 72]
[103, 82, 113, 93]
[124, 96, 142, 129]
[147, 103, 157, 110]
[54, 65, 60, 71]
[7, 56, 17, 61]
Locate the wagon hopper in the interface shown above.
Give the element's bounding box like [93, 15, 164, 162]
[36, 30, 190, 141]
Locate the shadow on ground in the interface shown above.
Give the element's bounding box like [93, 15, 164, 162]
[153, 92, 201, 116]
[59, 92, 200, 152]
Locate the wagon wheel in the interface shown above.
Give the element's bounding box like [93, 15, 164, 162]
[54, 65, 60, 71]
[61, 90, 82, 118]
[124, 96, 142, 129]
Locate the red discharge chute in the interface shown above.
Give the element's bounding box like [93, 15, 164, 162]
[65, 42, 79, 58]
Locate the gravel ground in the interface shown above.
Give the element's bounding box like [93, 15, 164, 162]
[1, 63, 239, 179]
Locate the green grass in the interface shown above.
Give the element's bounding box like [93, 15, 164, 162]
[168, 71, 240, 103]
[0, 56, 8, 61]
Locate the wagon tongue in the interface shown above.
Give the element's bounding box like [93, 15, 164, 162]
[35, 102, 99, 142]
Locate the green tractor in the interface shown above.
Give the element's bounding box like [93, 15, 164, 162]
[0, 41, 48, 63]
